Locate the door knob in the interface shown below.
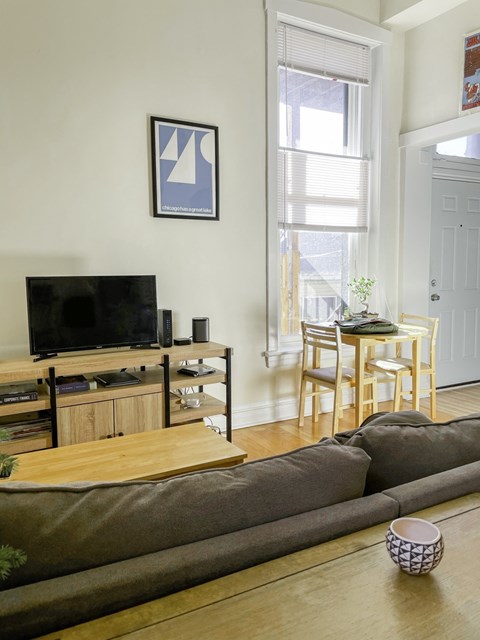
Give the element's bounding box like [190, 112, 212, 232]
[431, 293, 440, 301]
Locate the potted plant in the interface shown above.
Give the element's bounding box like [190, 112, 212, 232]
[0, 544, 27, 581]
[0, 427, 19, 478]
[347, 276, 377, 317]
[0, 427, 27, 581]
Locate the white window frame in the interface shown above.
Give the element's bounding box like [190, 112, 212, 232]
[264, 0, 392, 367]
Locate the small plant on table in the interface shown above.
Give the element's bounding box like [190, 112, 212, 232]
[347, 276, 377, 317]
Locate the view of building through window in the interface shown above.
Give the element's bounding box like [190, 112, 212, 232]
[280, 229, 348, 335]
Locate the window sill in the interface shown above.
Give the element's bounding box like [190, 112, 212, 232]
[264, 348, 302, 368]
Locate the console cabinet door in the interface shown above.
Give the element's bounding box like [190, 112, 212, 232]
[57, 401, 114, 446]
[114, 393, 163, 436]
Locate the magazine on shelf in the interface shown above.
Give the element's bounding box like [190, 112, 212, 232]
[0, 382, 38, 405]
[0, 412, 51, 440]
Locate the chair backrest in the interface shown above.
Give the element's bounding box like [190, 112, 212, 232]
[301, 322, 343, 372]
[398, 313, 439, 367]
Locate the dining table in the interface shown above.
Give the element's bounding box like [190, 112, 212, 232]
[339, 323, 428, 425]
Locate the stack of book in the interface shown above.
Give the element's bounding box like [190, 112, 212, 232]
[46, 375, 90, 395]
[0, 412, 51, 440]
[0, 382, 38, 405]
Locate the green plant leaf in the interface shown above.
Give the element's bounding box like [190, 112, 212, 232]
[0, 545, 27, 581]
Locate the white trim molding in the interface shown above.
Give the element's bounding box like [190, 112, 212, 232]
[399, 111, 480, 148]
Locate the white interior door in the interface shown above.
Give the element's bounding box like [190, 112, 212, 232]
[430, 177, 480, 386]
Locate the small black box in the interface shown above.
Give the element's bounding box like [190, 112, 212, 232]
[174, 337, 192, 346]
[158, 309, 173, 347]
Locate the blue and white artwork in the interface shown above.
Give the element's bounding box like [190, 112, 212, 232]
[151, 117, 218, 220]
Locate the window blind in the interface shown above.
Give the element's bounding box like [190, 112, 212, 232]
[277, 149, 369, 231]
[277, 22, 370, 85]
[277, 22, 371, 232]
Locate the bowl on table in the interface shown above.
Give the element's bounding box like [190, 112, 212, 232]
[386, 517, 444, 575]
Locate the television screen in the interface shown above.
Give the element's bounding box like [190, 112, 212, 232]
[26, 275, 158, 357]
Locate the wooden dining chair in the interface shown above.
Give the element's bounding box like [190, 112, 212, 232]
[298, 322, 378, 434]
[366, 313, 439, 419]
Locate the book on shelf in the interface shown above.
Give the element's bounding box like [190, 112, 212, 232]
[46, 374, 90, 395]
[177, 364, 216, 377]
[0, 411, 51, 440]
[0, 382, 38, 405]
[94, 371, 140, 387]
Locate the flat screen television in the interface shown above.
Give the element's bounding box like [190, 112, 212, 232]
[26, 275, 158, 358]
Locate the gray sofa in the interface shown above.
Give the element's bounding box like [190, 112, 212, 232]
[2, 410, 480, 639]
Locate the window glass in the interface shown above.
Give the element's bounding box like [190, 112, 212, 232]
[279, 70, 347, 154]
[436, 134, 480, 160]
[268, 15, 377, 352]
[280, 229, 349, 336]
[278, 70, 363, 337]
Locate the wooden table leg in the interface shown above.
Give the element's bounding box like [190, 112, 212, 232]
[411, 335, 421, 410]
[354, 339, 366, 426]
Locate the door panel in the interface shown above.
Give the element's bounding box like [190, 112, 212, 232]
[430, 179, 480, 386]
[114, 393, 163, 435]
[57, 401, 114, 446]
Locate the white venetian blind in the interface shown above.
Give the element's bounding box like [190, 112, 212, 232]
[277, 22, 371, 232]
[277, 22, 370, 85]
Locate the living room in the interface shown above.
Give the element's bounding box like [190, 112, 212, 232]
[2, 0, 480, 638]
[1, 0, 480, 425]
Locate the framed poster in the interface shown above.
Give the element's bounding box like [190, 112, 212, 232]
[150, 116, 219, 220]
[461, 30, 480, 114]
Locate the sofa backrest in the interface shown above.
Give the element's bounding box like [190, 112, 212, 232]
[0, 439, 370, 588]
[337, 411, 480, 494]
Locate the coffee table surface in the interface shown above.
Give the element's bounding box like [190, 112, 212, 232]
[8, 423, 247, 483]
[38, 493, 480, 639]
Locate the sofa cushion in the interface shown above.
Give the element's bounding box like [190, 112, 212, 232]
[0, 439, 371, 588]
[332, 410, 434, 444]
[339, 412, 480, 494]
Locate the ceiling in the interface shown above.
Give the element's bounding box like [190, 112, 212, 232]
[380, 0, 469, 31]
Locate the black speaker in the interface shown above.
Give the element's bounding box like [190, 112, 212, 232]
[158, 309, 173, 347]
[192, 317, 209, 343]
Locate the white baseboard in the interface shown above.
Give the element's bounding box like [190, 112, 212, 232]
[229, 383, 398, 430]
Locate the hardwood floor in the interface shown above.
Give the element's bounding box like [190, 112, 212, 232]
[232, 384, 480, 461]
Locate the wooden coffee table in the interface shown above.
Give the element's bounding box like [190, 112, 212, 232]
[8, 423, 247, 484]
[38, 493, 480, 639]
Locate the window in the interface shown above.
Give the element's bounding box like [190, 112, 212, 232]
[265, 1, 391, 361]
[276, 22, 370, 341]
[436, 134, 480, 160]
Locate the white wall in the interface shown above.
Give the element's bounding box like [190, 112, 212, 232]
[0, 0, 403, 427]
[0, 0, 394, 427]
[402, 0, 480, 133]
[0, 0, 269, 420]
[306, 0, 380, 21]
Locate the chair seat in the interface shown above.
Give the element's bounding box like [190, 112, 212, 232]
[367, 357, 430, 374]
[306, 366, 374, 385]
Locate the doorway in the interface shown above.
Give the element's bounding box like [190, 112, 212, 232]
[430, 172, 480, 386]
[401, 114, 480, 389]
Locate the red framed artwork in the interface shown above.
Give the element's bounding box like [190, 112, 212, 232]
[461, 29, 480, 114]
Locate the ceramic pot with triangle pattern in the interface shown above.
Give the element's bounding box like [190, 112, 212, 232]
[386, 517, 444, 575]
